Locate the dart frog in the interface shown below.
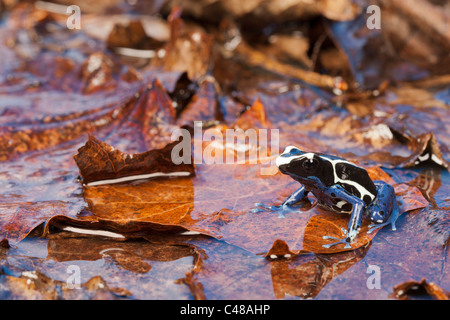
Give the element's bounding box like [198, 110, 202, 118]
[258, 146, 400, 249]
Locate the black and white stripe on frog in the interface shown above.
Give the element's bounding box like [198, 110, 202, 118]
[276, 146, 377, 206]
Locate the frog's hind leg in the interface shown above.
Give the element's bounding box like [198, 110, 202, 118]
[367, 181, 400, 234]
[321, 185, 366, 249]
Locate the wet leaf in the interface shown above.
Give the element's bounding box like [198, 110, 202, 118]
[390, 278, 450, 300]
[265, 239, 297, 260]
[73, 135, 195, 186]
[269, 246, 368, 299]
[106, 20, 164, 51]
[0, 270, 129, 300]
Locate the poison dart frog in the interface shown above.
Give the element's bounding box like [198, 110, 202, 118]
[257, 146, 400, 249]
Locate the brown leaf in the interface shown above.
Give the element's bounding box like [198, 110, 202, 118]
[390, 131, 449, 169]
[163, 0, 360, 25]
[265, 239, 297, 260]
[232, 98, 272, 131]
[303, 210, 372, 254]
[0, 201, 85, 245]
[270, 246, 368, 299]
[148, 11, 214, 81]
[390, 278, 450, 300]
[0, 50, 143, 161]
[106, 20, 164, 51]
[0, 270, 128, 300]
[177, 77, 221, 126]
[81, 176, 195, 232]
[73, 135, 194, 186]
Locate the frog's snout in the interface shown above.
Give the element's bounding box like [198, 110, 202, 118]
[276, 151, 294, 168]
[276, 155, 291, 174]
[277, 163, 288, 174]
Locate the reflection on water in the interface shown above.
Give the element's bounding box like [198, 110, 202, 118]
[269, 246, 369, 299]
[0, 235, 200, 299]
[410, 167, 443, 208]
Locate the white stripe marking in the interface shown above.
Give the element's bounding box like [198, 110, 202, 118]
[63, 226, 125, 239]
[319, 155, 375, 201]
[276, 147, 375, 201]
[431, 154, 443, 165]
[418, 153, 430, 162]
[336, 200, 347, 208]
[85, 171, 192, 186]
[276, 152, 315, 168]
[179, 230, 202, 235]
[115, 47, 156, 59]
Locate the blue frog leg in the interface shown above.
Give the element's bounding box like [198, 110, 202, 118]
[252, 185, 308, 217]
[281, 185, 309, 207]
[322, 184, 366, 249]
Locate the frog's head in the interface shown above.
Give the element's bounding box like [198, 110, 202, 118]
[276, 146, 334, 186]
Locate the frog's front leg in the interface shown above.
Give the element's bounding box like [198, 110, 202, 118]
[252, 185, 308, 216]
[367, 181, 399, 234]
[281, 185, 309, 207]
[322, 185, 366, 249]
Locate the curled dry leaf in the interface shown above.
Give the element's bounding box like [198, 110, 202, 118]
[232, 98, 272, 131]
[176, 76, 221, 126]
[73, 135, 195, 186]
[388, 130, 449, 170]
[265, 239, 297, 260]
[106, 20, 164, 51]
[390, 278, 450, 300]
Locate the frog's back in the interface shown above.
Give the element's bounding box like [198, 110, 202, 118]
[318, 153, 377, 205]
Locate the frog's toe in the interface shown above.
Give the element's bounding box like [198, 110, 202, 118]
[322, 235, 352, 249]
[251, 203, 293, 218]
[368, 207, 399, 234]
[367, 223, 384, 234]
[322, 228, 353, 249]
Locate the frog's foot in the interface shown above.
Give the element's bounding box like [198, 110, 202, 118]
[367, 206, 399, 234]
[322, 228, 353, 249]
[251, 203, 297, 218]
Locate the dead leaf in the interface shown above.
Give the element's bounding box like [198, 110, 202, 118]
[270, 246, 368, 299]
[73, 135, 195, 186]
[390, 278, 450, 300]
[0, 270, 129, 300]
[265, 239, 297, 260]
[106, 20, 164, 51]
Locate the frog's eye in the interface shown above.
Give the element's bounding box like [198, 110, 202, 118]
[302, 158, 318, 170]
